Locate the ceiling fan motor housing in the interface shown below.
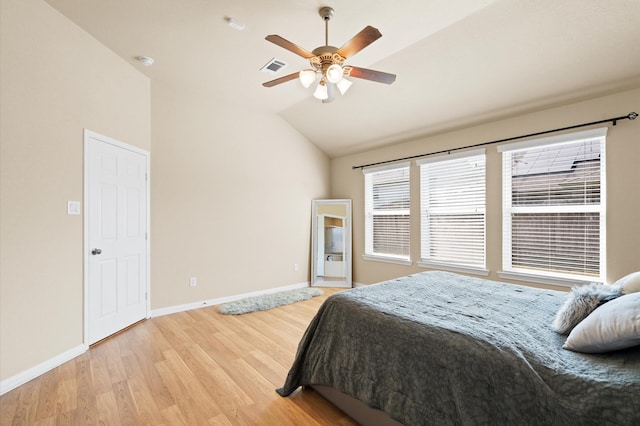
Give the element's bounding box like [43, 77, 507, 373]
[311, 7, 343, 77]
[310, 47, 345, 75]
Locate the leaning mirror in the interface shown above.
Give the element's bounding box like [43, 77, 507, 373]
[311, 199, 352, 287]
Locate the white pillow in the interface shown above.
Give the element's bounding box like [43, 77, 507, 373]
[564, 292, 640, 353]
[614, 271, 640, 295]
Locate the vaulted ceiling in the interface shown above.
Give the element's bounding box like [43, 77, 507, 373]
[45, 0, 640, 157]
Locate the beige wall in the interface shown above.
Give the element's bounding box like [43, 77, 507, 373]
[0, 0, 151, 381]
[331, 88, 640, 288]
[0, 0, 330, 385]
[150, 83, 329, 309]
[2, 0, 634, 394]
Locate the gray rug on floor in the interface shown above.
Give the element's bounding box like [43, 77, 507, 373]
[218, 287, 324, 315]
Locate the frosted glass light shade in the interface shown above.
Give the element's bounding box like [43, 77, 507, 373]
[299, 69, 316, 88]
[326, 64, 344, 83]
[337, 78, 352, 95]
[313, 82, 328, 100]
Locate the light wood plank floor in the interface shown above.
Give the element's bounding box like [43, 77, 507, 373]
[0, 288, 357, 425]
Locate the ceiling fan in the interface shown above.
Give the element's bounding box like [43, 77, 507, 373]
[262, 6, 396, 103]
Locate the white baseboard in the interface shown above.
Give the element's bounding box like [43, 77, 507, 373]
[0, 344, 87, 396]
[353, 282, 367, 288]
[1, 282, 313, 396]
[150, 281, 310, 318]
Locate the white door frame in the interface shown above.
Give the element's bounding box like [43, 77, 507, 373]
[83, 129, 150, 346]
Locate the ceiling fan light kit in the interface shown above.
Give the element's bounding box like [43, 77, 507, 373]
[299, 69, 317, 88]
[262, 6, 396, 103]
[313, 80, 329, 100]
[336, 78, 352, 95]
[326, 63, 344, 83]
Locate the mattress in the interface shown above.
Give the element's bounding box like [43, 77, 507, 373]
[277, 271, 640, 425]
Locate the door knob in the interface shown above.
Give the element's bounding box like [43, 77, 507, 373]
[91, 248, 102, 255]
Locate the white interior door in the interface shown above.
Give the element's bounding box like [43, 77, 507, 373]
[85, 131, 149, 345]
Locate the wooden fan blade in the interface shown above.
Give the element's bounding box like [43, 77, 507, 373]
[336, 26, 382, 59]
[262, 72, 299, 87]
[347, 66, 396, 85]
[265, 35, 315, 59]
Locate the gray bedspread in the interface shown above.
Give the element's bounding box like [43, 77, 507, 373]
[277, 271, 640, 426]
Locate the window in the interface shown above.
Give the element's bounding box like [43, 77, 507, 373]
[363, 163, 410, 264]
[499, 128, 606, 283]
[418, 149, 486, 273]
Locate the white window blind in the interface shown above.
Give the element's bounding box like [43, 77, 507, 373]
[364, 163, 410, 261]
[500, 128, 606, 282]
[418, 150, 486, 271]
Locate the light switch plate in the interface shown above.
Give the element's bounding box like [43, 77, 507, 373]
[67, 201, 81, 215]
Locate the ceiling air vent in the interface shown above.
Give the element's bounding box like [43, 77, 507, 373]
[260, 58, 288, 74]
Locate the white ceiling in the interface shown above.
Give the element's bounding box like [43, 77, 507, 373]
[45, 0, 640, 157]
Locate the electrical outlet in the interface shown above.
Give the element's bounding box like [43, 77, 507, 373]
[294, 263, 299, 272]
[190, 277, 197, 287]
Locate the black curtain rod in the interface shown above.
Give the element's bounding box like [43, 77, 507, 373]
[352, 111, 638, 170]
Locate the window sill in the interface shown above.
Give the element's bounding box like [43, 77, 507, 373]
[362, 254, 412, 266]
[498, 270, 602, 288]
[418, 261, 489, 276]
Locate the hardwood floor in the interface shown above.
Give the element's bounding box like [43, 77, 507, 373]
[0, 288, 357, 425]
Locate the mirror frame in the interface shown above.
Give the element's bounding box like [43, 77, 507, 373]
[311, 199, 352, 287]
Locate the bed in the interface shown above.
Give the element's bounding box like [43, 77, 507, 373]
[277, 271, 640, 426]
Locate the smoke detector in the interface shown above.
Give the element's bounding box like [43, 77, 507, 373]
[225, 17, 246, 31]
[137, 56, 154, 67]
